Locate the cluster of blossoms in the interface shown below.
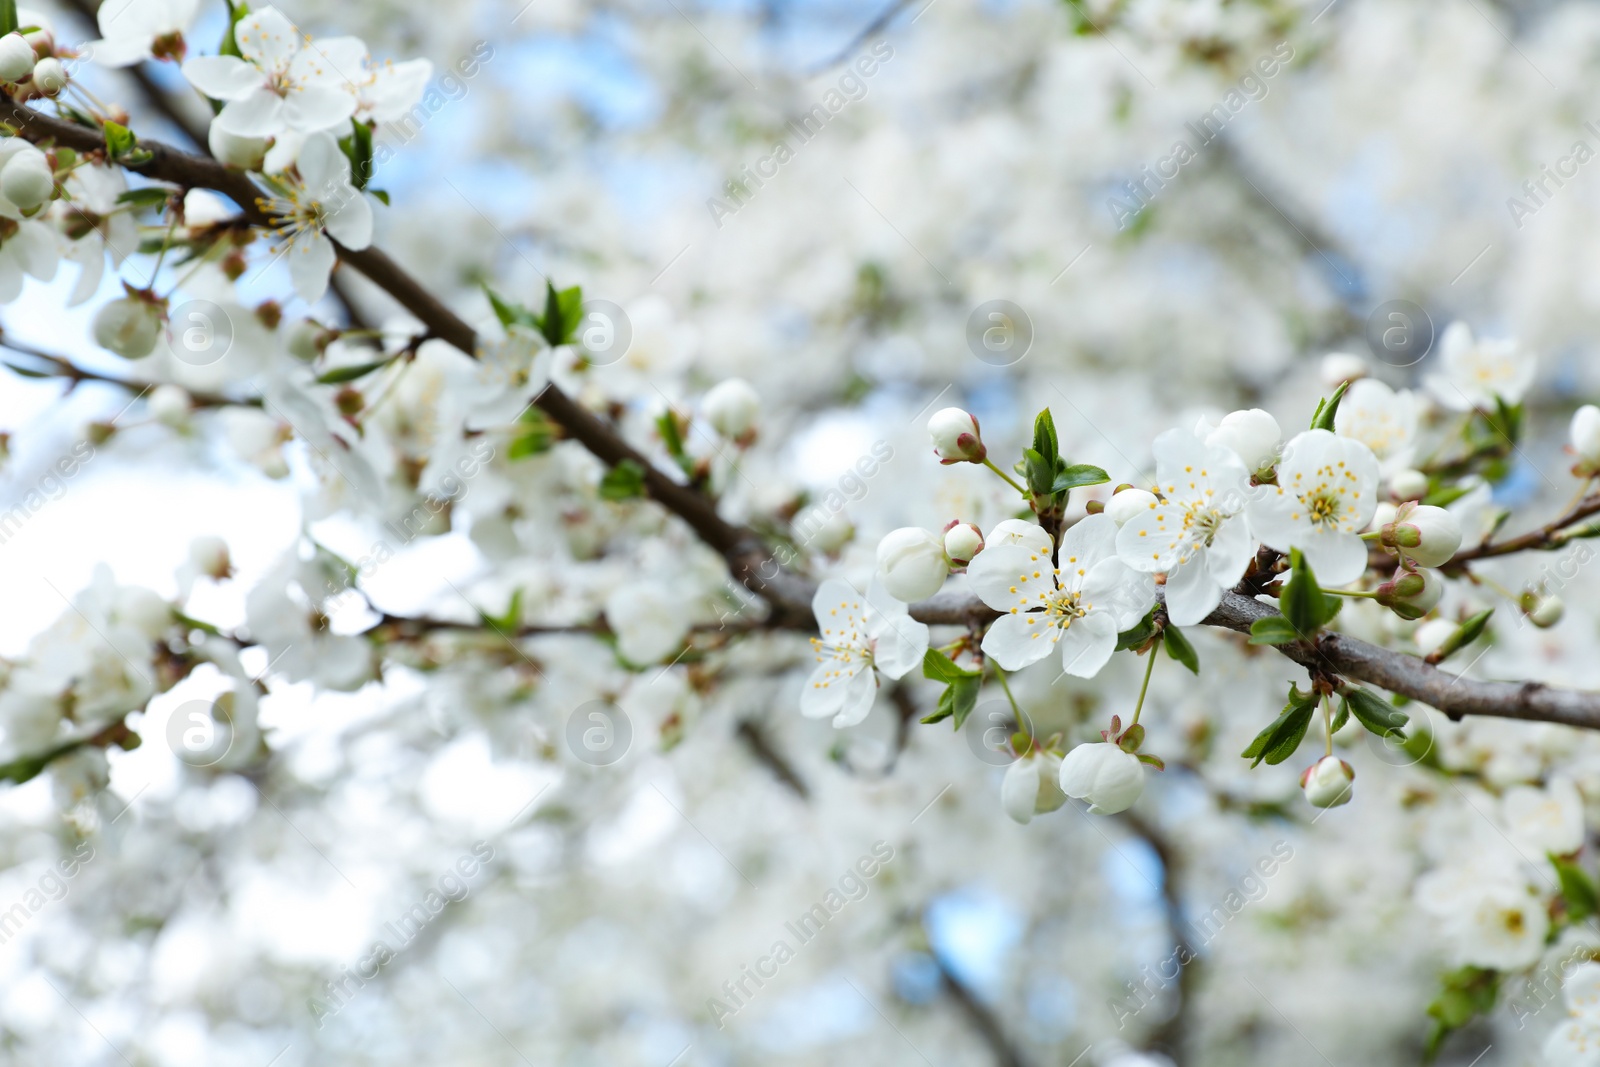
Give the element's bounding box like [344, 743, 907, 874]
[825, 331, 1580, 822]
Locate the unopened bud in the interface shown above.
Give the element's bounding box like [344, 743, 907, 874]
[1389, 468, 1428, 502]
[1381, 503, 1461, 568]
[703, 378, 760, 441]
[1105, 487, 1158, 527]
[0, 34, 34, 82]
[92, 295, 163, 359]
[1301, 755, 1354, 808]
[928, 407, 986, 464]
[31, 56, 65, 96]
[942, 521, 984, 564]
[1375, 567, 1443, 620]
[1522, 590, 1565, 629]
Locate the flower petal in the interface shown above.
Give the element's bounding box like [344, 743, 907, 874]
[1057, 512, 1118, 577]
[282, 83, 357, 132]
[980, 612, 1055, 672]
[236, 6, 299, 69]
[288, 230, 336, 303]
[966, 543, 1045, 612]
[1058, 610, 1117, 678]
[181, 55, 261, 100]
[1295, 529, 1368, 586]
[811, 578, 866, 638]
[1080, 558, 1155, 630]
[1164, 552, 1220, 627]
[215, 87, 285, 137]
[324, 192, 373, 251]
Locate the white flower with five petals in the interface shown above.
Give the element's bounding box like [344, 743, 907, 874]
[1426, 321, 1536, 411]
[969, 514, 1155, 677]
[181, 7, 360, 140]
[1115, 428, 1253, 626]
[1245, 429, 1380, 586]
[1333, 378, 1419, 475]
[801, 579, 929, 728]
[255, 131, 372, 302]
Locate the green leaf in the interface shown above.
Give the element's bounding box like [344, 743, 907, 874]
[1051, 463, 1110, 494]
[1308, 379, 1351, 432]
[338, 119, 374, 189]
[3, 361, 52, 378]
[1021, 447, 1055, 499]
[103, 121, 137, 161]
[1136, 753, 1166, 770]
[923, 674, 981, 729]
[534, 281, 584, 347]
[484, 285, 538, 332]
[507, 409, 556, 460]
[1424, 966, 1500, 1061]
[1248, 615, 1300, 646]
[315, 359, 392, 384]
[598, 459, 646, 501]
[1240, 686, 1318, 767]
[1115, 607, 1159, 650]
[1032, 408, 1059, 466]
[479, 589, 523, 633]
[1344, 687, 1408, 740]
[921, 648, 980, 683]
[1162, 624, 1199, 675]
[1422, 483, 1471, 508]
[116, 187, 174, 210]
[1117, 723, 1145, 753]
[1280, 549, 1341, 636]
[1430, 609, 1494, 663]
[219, 0, 249, 57]
[369, 188, 391, 206]
[0, 0, 17, 37]
[1554, 856, 1600, 922]
[947, 676, 980, 731]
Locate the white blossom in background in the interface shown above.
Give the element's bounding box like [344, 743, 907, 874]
[1116, 428, 1253, 625]
[1245, 429, 1381, 586]
[1502, 778, 1585, 857]
[1426, 321, 1537, 411]
[1416, 861, 1550, 970]
[1546, 964, 1600, 1067]
[1334, 379, 1419, 476]
[800, 579, 928, 728]
[89, 0, 199, 66]
[970, 514, 1154, 677]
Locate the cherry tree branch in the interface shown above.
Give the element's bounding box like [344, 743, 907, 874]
[16, 101, 1599, 731]
[1451, 490, 1600, 564]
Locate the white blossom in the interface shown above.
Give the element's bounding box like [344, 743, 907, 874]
[1503, 778, 1585, 857]
[1245, 429, 1380, 586]
[1116, 428, 1253, 626]
[89, 0, 198, 66]
[970, 514, 1155, 677]
[1333, 378, 1419, 475]
[254, 130, 373, 303]
[181, 6, 361, 139]
[800, 579, 928, 728]
[1425, 321, 1536, 411]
